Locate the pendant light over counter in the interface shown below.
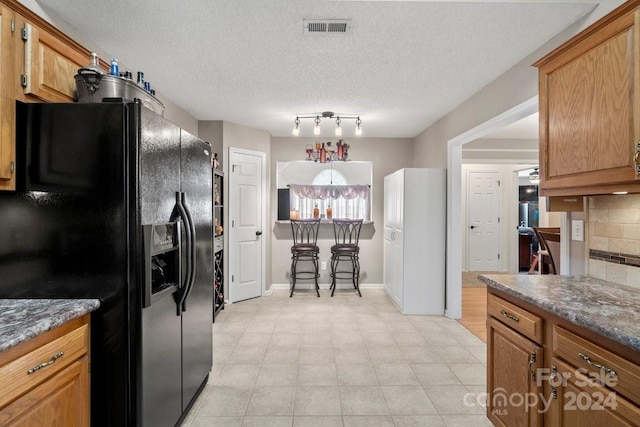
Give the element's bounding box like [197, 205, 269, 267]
[292, 111, 362, 137]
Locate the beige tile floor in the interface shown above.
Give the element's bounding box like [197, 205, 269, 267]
[182, 289, 493, 427]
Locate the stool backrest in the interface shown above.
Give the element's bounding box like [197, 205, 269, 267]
[538, 230, 560, 274]
[290, 218, 321, 245]
[533, 227, 560, 252]
[332, 219, 363, 246]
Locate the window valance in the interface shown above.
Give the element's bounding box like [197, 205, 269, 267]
[289, 184, 370, 200]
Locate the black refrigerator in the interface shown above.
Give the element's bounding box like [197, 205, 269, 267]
[0, 100, 213, 427]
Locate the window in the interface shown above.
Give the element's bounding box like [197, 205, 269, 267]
[277, 161, 372, 220]
[290, 171, 370, 219]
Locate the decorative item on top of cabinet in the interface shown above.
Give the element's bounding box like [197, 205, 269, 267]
[0, 315, 90, 426]
[302, 140, 350, 162]
[213, 169, 224, 320]
[534, 0, 640, 196]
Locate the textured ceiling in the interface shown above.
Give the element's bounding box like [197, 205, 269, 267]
[37, 0, 595, 138]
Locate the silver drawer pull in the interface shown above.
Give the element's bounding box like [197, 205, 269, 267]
[27, 351, 64, 374]
[578, 352, 618, 380]
[499, 309, 520, 322]
[549, 366, 559, 399]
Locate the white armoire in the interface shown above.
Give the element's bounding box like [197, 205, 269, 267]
[383, 168, 445, 315]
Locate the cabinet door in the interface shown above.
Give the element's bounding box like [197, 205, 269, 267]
[546, 358, 640, 426]
[538, 8, 640, 195]
[0, 357, 89, 427]
[383, 175, 396, 300]
[383, 173, 403, 305]
[487, 317, 543, 427]
[22, 22, 86, 102]
[0, 5, 16, 190]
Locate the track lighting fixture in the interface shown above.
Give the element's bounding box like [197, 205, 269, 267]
[292, 111, 362, 137]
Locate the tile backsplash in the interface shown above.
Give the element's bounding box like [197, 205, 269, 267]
[588, 194, 640, 288]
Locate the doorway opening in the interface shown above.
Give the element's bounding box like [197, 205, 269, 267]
[447, 96, 538, 320]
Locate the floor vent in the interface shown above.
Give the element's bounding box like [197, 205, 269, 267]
[304, 20, 352, 35]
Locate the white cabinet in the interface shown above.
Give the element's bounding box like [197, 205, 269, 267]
[383, 168, 445, 315]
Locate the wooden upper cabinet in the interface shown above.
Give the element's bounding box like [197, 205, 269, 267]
[22, 22, 87, 102]
[0, 0, 107, 192]
[535, 2, 640, 196]
[0, 5, 16, 190]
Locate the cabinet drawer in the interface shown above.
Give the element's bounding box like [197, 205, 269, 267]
[553, 326, 640, 405]
[488, 294, 543, 343]
[0, 323, 89, 408]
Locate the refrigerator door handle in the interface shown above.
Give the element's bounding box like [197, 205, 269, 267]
[179, 192, 197, 312]
[174, 191, 192, 315]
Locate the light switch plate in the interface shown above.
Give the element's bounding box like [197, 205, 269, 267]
[571, 220, 584, 241]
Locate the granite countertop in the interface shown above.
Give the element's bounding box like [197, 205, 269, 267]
[479, 274, 640, 353]
[0, 299, 101, 353]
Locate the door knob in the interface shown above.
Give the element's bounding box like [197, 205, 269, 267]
[470, 225, 477, 229]
[256, 231, 263, 236]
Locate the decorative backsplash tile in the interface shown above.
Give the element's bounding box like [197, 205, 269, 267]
[588, 194, 640, 288]
[589, 249, 640, 267]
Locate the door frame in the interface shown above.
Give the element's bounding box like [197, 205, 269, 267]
[447, 96, 538, 319]
[227, 146, 267, 303]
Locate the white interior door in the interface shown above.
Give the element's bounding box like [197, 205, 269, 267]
[467, 171, 501, 271]
[229, 148, 264, 303]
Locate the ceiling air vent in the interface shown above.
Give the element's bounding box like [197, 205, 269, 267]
[303, 20, 352, 35]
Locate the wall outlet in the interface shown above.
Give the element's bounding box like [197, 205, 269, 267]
[321, 261, 327, 270]
[572, 219, 584, 242]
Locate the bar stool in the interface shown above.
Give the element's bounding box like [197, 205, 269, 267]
[290, 218, 321, 297]
[330, 219, 363, 297]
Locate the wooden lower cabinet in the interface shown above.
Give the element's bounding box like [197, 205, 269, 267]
[546, 358, 640, 427]
[487, 317, 543, 427]
[0, 315, 90, 426]
[487, 291, 640, 426]
[1, 357, 89, 426]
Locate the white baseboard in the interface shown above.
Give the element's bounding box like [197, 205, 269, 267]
[269, 283, 384, 290]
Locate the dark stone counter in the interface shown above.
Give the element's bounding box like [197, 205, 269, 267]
[0, 299, 100, 352]
[479, 274, 640, 352]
